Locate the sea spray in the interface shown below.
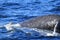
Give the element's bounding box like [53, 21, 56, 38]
[46, 21, 58, 36]
[4, 22, 21, 31]
[53, 22, 58, 35]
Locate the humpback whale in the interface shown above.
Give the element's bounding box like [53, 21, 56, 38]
[20, 14, 60, 33]
[4, 14, 60, 33]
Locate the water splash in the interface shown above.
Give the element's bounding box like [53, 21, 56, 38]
[46, 21, 58, 36]
[53, 22, 58, 35]
[4, 22, 21, 31]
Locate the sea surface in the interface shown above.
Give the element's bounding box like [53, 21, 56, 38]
[0, 0, 60, 40]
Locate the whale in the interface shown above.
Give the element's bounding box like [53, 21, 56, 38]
[4, 14, 60, 33]
[19, 14, 60, 33]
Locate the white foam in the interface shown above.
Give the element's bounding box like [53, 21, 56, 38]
[4, 22, 21, 31]
[46, 21, 58, 36]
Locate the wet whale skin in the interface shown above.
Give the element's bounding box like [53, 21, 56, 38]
[20, 15, 60, 33]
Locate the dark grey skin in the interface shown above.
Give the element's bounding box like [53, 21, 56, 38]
[20, 14, 60, 33]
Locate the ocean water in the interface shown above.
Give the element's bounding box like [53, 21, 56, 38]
[0, 0, 60, 40]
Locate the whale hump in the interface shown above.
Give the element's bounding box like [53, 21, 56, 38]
[20, 14, 60, 33]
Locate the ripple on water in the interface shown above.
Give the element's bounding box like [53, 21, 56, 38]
[0, 0, 60, 40]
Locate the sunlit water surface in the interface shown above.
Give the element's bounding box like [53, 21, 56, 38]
[0, 0, 60, 40]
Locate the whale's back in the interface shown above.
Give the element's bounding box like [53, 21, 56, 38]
[20, 15, 60, 31]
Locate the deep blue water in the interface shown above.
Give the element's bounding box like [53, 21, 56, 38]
[0, 0, 60, 40]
